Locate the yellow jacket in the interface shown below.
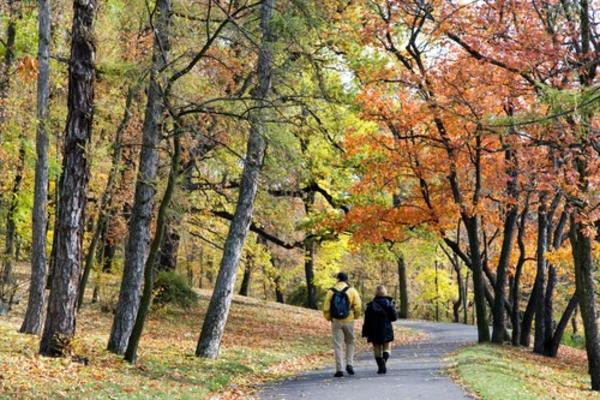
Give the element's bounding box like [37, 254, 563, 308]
[323, 281, 362, 322]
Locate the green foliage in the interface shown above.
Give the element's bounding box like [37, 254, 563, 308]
[153, 271, 198, 309]
[286, 284, 326, 308]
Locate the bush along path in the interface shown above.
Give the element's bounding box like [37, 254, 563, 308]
[259, 320, 478, 400]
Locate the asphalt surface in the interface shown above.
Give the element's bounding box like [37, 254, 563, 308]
[259, 320, 478, 400]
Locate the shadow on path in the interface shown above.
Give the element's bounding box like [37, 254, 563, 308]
[259, 320, 478, 400]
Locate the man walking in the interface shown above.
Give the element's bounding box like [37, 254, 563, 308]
[323, 272, 362, 377]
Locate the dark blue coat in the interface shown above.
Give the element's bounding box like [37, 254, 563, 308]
[361, 296, 398, 344]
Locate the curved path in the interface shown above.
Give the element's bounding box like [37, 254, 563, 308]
[259, 320, 478, 400]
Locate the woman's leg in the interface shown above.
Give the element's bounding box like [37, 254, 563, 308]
[383, 342, 392, 362]
[373, 343, 385, 374]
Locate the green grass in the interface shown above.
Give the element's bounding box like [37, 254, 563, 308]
[451, 344, 600, 400]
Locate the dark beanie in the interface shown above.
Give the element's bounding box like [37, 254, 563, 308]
[337, 272, 349, 282]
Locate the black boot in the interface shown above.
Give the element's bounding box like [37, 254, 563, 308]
[383, 351, 390, 363]
[375, 357, 386, 374]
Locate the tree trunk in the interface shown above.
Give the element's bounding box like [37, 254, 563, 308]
[463, 215, 490, 342]
[274, 276, 284, 304]
[39, 0, 96, 356]
[20, 0, 52, 335]
[124, 124, 179, 364]
[78, 84, 136, 310]
[463, 272, 468, 324]
[397, 252, 409, 318]
[0, 0, 17, 124]
[304, 238, 317, 309]
[107, 0, 172, 355]
[549, 294, 578, 357]
[520, 279, 540, 347]
[491, 204, 518, 343]
[511, 202, 528, 345]
[533, 200, 548, 354]
[239, 256, 253, 297]
[451, 258, 464, 323]
[158, 223, 180, 271]
[570, 212, 600, 389]
[196, 0, 274, 359]
[2, 137, 25, 285]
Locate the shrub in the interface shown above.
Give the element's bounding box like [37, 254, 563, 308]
[153, 271, 198, 309]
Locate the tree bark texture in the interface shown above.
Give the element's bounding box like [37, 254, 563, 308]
[39, 0, 97, 356]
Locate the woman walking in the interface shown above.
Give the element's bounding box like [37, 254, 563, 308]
[361, 285, 398, 374]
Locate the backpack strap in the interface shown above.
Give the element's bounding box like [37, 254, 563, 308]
[341, 286, 350, 294]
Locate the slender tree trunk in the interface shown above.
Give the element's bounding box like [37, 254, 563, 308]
[397, 252, 409, 318]
[196, 0, 275, 358]
[107, 0, 172, 355]
[239, 256, 253, 296]
[304, 238, 317, 309]
[0, 0, 17, 124]
[124, 126, 180, 364]
[511, 202, 528, 345]
[491, 139, 519, 343]
[463, 215, 490, 342]
[463, 272, 468, 324]
[78, 85, 136, 310]
[534, 200, 548, 354]
[274, 276, 284, 304]
[491, 204, 518, 343]
[2, 137, 25, 285]
[20, 0, 52, 335]
[520, 280, 540, 347]
[39, 0, 97, 356]
[452, 258, 464, 323]
[549, 294, 578, 357]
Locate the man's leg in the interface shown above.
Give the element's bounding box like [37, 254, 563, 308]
[342, 321, 355, 369]
[332, 320, 345, 375]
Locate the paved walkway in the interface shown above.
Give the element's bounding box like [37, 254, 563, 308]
[259, 320, 478, 400]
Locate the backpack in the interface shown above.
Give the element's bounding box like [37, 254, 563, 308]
[330, 286, 351, 319]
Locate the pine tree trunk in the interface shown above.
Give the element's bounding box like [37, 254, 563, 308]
[196, 0, 275, 359]
[108, 0, 171, 355]
[39, 0, 97, 356]
[20, 0, 52, 335]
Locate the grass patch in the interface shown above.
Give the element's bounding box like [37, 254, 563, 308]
[451, 344, 600, 400]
